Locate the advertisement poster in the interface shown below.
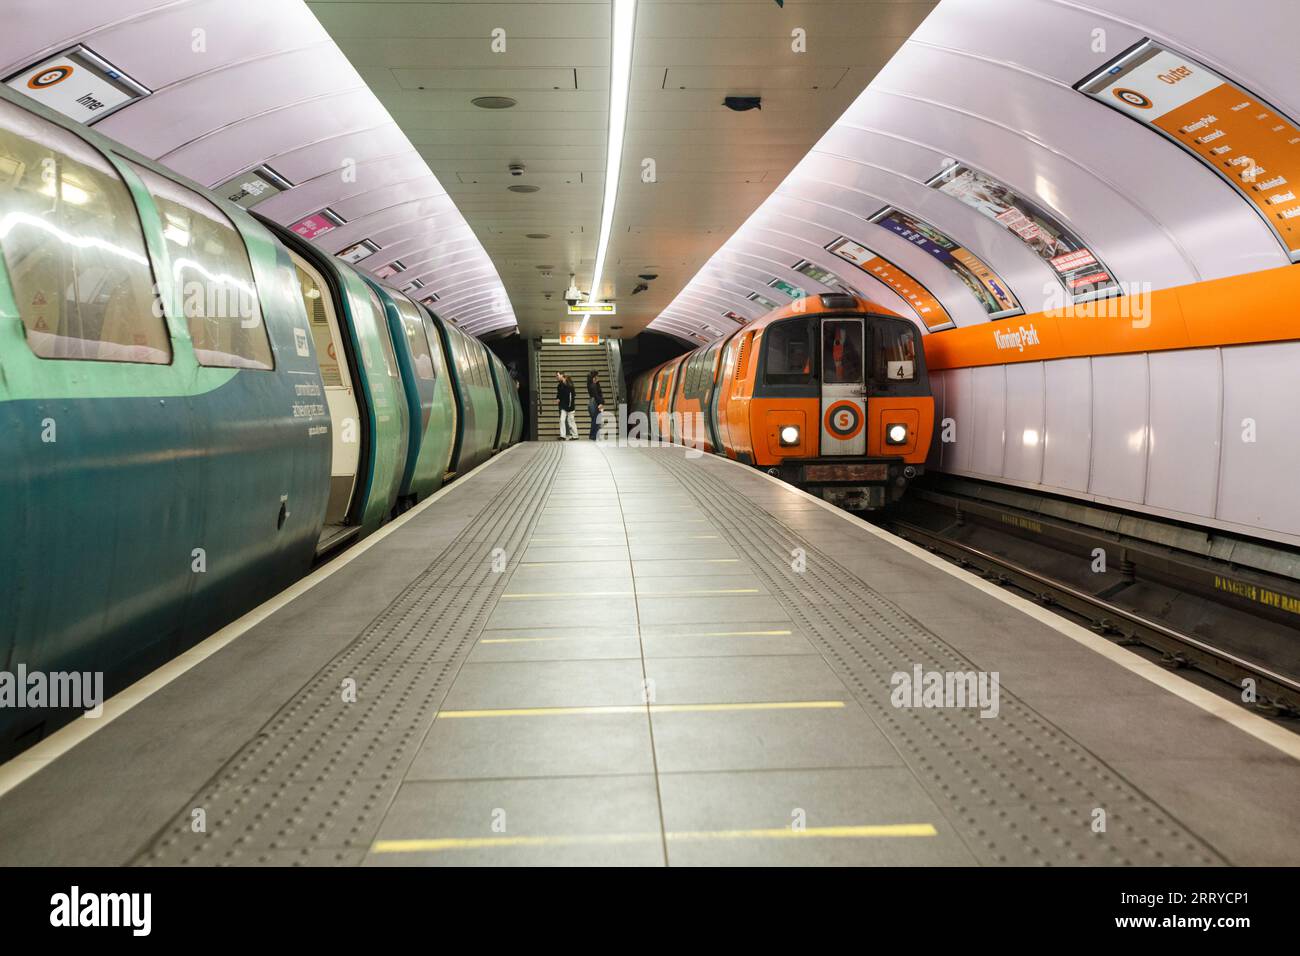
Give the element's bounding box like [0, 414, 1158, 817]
[1077, 39, 1300, 261]
[290, 210, 343, 241]
[825, 237, 954, 330]
[337, 240, 379, 265]
[929, 163, 1121, 301]
[792, 259, 860, 295]
[214, 166, 292, 210]
[869, 207, 1022, 318]
[6, 47, 148, 125]
[767, 277, 805, 299]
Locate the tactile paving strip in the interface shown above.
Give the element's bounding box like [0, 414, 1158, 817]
[133, 444, 562, 866]
[652, 450, 1223, 866]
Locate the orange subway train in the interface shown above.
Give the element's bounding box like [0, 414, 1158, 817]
[629, 294, 935, 510]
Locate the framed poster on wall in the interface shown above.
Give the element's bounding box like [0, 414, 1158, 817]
[868, 206, 1022, 319]
[928, 163, 1121, 302]
[1077, 38, 1300, 261]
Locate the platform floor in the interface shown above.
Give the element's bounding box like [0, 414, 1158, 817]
[1, 441, 1297, 866]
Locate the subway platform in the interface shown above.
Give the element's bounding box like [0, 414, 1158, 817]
[0, 442, 1296, 866]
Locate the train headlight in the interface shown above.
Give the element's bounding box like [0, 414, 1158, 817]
[886, 423, 908, 445]
[779, 425, 800, 447]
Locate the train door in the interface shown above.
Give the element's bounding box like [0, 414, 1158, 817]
[819, 317, 867, 456]
[730, 330, 756, 461]
[290, 250, 360, 528]
[706, 339, 727, 454]
[715, 336, 739, 456]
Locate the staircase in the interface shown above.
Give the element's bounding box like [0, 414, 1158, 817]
[535, 341, 618, 441]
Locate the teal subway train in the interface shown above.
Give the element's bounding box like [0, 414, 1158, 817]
[0, 89, 522, 755]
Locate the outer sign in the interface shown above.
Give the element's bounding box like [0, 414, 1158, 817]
[824, 400, 864, 440]
[29, 66, 74, 89]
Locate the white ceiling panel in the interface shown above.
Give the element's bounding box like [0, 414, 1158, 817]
[310, 0, 935, 336]
[1, 0, 516, 332]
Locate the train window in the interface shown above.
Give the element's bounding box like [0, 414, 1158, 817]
[128, 162, 272, 370]
[874, 321, 917, 382]
[0, 102, 170, 364]
[764, 320, 813, 385]
[702, 342, 720, 390]
[720, 340, 735, 382]
[365, 287, 400, 378]
[392, 292, 436, 381]
[291, 254, 342, 387]
[463, 341, 476, 385]
[823, 319, 864, 385]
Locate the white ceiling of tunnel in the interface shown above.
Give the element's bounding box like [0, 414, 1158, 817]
[650, 0, 1300, 343]
[6, 0, 1296, 345]
[0, 0, 518, 336]
[309, 0, 937, 338]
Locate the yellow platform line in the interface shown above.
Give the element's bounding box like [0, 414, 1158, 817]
[500, 591, 634, 599]
[517, 558, 740, 568]
[436, 700, 846, 719]
[478, 633, 635, 644]
[528, 541, 624, 546]
[636, 588, 760, 596]
[481, 635, 617, 644]
[666, 629, 793, 638]
[501, 588, 759, 598]
[638, 558, 740, 564]
[372, 823, 936, 854]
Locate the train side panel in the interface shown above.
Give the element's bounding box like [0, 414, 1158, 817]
[369, 280, 450, 504]
[0, 91, 331, 751]
[432, 316, 497, 473]
[417, 301, 459, 482]
[326, 263, 409, 532]
[486, 350, 512, 451]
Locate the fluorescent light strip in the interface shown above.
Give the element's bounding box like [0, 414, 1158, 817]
[579, 0, 637, 337]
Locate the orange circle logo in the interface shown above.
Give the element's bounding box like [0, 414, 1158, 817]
[29, 65, 73, 89]
[824, 400, 863, 440]
[1112, 87, 1152, 109]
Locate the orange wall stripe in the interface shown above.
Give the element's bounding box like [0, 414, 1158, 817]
[923, 263, 1300, 370]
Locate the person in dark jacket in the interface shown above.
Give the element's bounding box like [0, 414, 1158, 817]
[586, 370, 604, 440]
[556, 372, 576, 440]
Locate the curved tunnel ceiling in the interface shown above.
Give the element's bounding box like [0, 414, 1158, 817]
[649, 0, 1300, 344]
[0, 0, 518, 336]
[309, 0, 939, 339]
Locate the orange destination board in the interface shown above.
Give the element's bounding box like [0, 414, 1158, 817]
[1078, 39, 1300, 260]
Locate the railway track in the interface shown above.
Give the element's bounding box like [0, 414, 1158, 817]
[885, 514, 1300, 721]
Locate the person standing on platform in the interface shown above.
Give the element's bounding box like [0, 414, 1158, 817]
[556, 372, 577, 440]
[587, 370, 605, 441]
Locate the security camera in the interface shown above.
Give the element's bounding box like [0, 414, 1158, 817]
[509, 162, 525, 177]
[564, 274, 583, 307]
